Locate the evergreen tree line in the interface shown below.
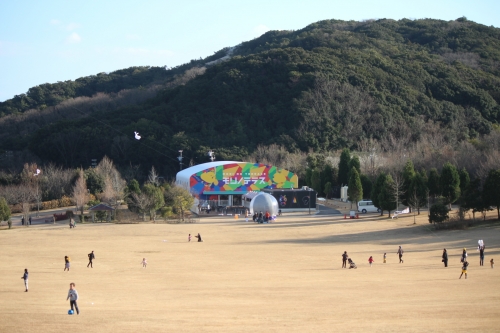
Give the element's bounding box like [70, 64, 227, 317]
[301, 147, 500, 221]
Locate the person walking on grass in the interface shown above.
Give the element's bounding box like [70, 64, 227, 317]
[461, 248, 467, 263]
[141, 258, 147, 268]
[87, 250, 95, 268]
[64, 256, 70, 271]
[442, 249, 448, 267]
[21, 269, 28, 292]
[188, 234, 191, 242]
[459, 260, 469, 279]
[383, 253, 387, 263]
[66, 283, 79, 315]
[490, 258, 494, 268]
[397, 246, 404, 263]
[479, 246, 485, 266]
[368, 256, 374, 267]
[342, 251, 348, 268]
[195, 233, 203, 242]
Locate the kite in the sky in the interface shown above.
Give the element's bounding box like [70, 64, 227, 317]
[34, 169, 41, 176]
[134, 131, 141, 140]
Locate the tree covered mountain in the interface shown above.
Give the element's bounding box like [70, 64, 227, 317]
[1, 17, 499, 178]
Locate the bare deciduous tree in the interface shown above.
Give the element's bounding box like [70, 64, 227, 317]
[96, 156, 126, 206]
[72, 169, 89, 217]
[147, 166, 160, 187]
[389, 173, 406, 217]
[129, 192, 152, 221]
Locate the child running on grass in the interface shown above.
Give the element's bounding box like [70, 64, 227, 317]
[368, 256, 374, 267]
[64, 256, 70, 271]
[141, 258, 147, 268]
[491, 258, 494, 268]
[459, 260, 469, 279]
[383, 253, 386, 263]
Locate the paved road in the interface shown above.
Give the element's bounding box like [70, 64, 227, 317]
[316, 204, 342, 215]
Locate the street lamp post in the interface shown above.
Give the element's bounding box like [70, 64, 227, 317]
[308, 188, 311, 215]
[34, 167, 41, 217]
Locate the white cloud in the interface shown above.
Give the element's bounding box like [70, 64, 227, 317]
[66, 33, 82, 44]
[50, 19, 61, 26]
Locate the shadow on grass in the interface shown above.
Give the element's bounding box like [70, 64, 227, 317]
[249, 222, 500, 250]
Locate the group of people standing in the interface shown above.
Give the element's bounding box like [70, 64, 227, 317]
[252, 211, 271, 223]
[441, 244, 494, 280]
[342, 246, 405, 269]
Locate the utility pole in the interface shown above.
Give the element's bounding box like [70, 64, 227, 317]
[308, 188, 311, 215]
[34, 168, 41, 217]
[178, 150, 184, 171]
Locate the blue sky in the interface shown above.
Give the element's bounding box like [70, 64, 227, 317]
[0, 0, 498, 102]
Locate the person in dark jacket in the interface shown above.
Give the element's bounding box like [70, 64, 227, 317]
[342, 251, 348, 268]
[479, 246, 485, 266]
[461, 248, 468, 263]
[442, 249, 448, 267]
[195, 233, 203, 242]
[21, 268, 28, 292]
[87, 250, 95, 268]
[397, 246, 404, 263]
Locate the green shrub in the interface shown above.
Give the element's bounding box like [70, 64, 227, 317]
[429, 203, 449, 223]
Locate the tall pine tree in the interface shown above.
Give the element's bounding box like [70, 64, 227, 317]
[372, 173, 387, 216]
[379, 174, 397, 217]
[483, 169, 500, 219]
[428, 168, 440, 201]
[440, 163, 460, 208]
[338, 148, 351, 187]
[348, 167, 363, 209]
[402, 160, 416, 208]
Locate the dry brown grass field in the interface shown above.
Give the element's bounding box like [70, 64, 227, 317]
[1, 210, 500, 333]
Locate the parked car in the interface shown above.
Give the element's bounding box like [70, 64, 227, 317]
[199, 202, 210, 211]
[357, 200, 380, 213]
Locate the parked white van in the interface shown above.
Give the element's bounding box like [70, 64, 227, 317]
[357, 200, 380, 213]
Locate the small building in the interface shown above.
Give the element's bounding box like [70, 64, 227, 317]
[88, 203, 115, 222]
[262, 187, 317, 212]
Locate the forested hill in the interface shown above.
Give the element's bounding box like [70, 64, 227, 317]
[1, 17, 500, 177]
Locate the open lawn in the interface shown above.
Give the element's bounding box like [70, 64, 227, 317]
[1, 211, 499, 332]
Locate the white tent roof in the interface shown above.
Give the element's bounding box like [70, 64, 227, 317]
[175, 161, 240, 191]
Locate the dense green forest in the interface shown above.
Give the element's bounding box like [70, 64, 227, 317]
[1, 17, 500, 179]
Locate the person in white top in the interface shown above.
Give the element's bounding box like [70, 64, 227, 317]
[66, 282, 79, 315]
